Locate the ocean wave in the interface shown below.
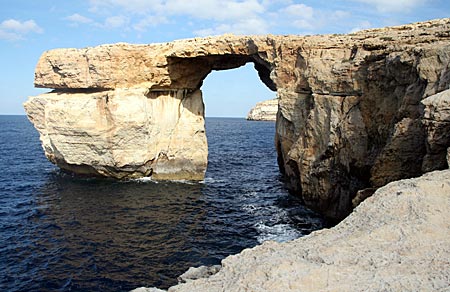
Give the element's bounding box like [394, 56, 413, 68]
[132, 177, 156, 183]
[254, 222, 302, 243]
[201, 177, 226, 184]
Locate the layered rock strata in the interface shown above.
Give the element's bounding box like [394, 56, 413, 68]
[246, 98, 278, 121]
[422, 89, 450, 171]
[25, 88, 206, 179]
[133, 169, 450, 292]
[25, 18, 450, 219]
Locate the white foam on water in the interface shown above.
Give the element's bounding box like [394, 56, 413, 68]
[168, 179, 198, 185]
[201, 177, 226, 184]
[132, 177, 157, 183]
[241, 191, 258, 198]
[242, 204, 258, 214]
[244, 200, 304, 244]
[130, 177, 201, 185]
[254, 222, 302, 243]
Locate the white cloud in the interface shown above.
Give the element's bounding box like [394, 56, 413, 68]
[279, 4, 315, 30]
[66, 13, 94, 24]
[352, 0, 427, 12]
[161, 0, 265, 22]
[86, 0, 271, 35]
[89, 0, 265, 20]
[65, 12, 130, 30]
[0, 19, 43, 41]
[282, 3, 314, 18]
[79, 0, 397, 37]
[168, 0, 269, 36]
[262, 0, 293, 6]
[1, 19, 43, 33]
[0, 30, 22, 41]
[88, 0, 162, 14]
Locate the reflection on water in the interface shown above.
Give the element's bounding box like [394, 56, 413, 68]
[19, 175, 219, 290]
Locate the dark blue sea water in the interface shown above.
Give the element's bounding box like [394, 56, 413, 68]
[0, 115, 325, 291]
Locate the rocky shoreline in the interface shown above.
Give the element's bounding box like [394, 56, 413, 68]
[133, 169, 450, 291]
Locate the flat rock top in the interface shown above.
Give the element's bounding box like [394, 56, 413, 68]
[162, 169, 450, 291]
[34, 18, 450, 90]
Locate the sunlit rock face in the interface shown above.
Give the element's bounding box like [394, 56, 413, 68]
[25, 18, 450, 219]
[24, 88, 206, 180]
[247, 99, 278, 121]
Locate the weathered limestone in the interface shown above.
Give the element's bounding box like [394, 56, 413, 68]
[24, 88, 206, 179]
[134, 169, 450, 292]
[25, 18, 450, 219]
[246, 98, 278, 121]
[274, 19, 450, 219]
[177, 265, 222, 284]
[422, 88, 450, 171]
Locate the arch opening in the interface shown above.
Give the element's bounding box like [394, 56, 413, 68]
[201, 61, 276, 118]
[166, 54, 277, 93]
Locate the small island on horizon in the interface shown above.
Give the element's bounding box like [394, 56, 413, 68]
[246, 98, 278, 121]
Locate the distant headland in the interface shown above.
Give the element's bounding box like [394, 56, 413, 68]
[246, 98, 278, 121]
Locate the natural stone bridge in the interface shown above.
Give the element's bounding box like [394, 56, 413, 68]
[25, 18, 450, 220]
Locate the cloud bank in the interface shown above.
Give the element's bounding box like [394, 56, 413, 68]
[61, 0, 433, 37]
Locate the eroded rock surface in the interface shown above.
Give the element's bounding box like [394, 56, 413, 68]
[246, 98, 278, 121]
[25, 89, 206, 179]
[422, 88, 450, 171]
[25, 18, 450, 219]
[139, 169, 450, 292]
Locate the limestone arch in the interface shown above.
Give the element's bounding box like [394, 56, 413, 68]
[161, 54, 279, 180]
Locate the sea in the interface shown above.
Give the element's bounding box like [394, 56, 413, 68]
[0, 115, 325, 291]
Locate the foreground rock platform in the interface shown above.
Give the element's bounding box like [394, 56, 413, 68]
[133, 169, 450, 292]
[25, 18, 450, 219]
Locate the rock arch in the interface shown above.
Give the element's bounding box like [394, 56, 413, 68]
[25, 19, 450, 220]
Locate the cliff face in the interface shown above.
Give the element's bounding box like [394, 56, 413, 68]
[25, 18, 450, 219]
[246, 98, 278, 121]
[25, 88, 206, 179]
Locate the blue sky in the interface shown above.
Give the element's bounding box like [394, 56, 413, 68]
[1, 0, 448, 116]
